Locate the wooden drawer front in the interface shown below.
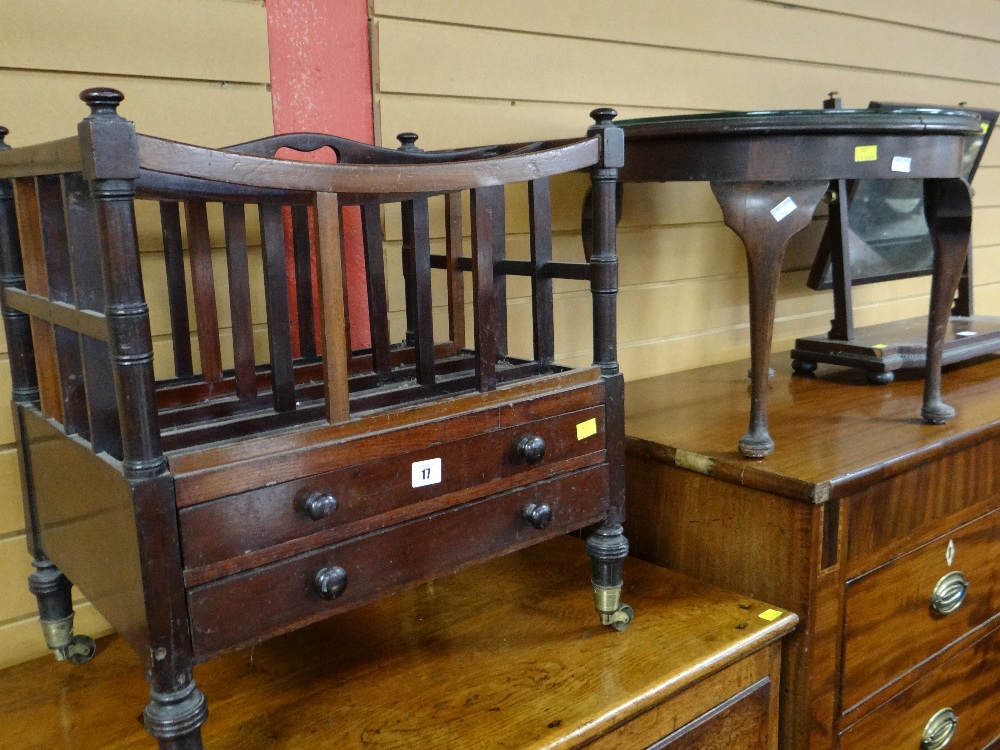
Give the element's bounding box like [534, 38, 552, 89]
[187, 465, 609, 658]
[839, 623, 1000, 750]
[847, 438, 1000, 579]
[180, 405, 605, 573]
[842, 508, 1000, 712]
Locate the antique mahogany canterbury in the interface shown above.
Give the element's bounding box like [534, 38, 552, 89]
[0, 89, 630, 748]
[615, 108, 982, 458]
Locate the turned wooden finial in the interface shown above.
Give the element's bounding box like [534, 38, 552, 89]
[80, 87, 125, 118]
[0, 126, 9, 150]
[589, 108, 618, 126]
[396, 132, 421, 152]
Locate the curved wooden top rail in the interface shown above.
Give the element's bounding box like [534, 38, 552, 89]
[618, 108, 982, 139]
[136, 134, 599, 199]
[226, 132, 506, 164]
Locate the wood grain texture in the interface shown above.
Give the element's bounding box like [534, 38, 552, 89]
[0, 537, 796, 749]
[838, 623, 1000, 750]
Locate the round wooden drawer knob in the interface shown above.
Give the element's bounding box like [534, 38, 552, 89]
[930, 571, 969, 615]
[301, 492, 338, 520]
[312, 566, 348, 600]
[922, 707, 958, 749]
[515, 434, 546, 464]
[521, 502, 552, 530]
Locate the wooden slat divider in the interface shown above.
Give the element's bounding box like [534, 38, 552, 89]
[360, 203, 392, 379]
[313, 192, 350, 424]
[491, 188, 508, 359]
[159, 201, 193, 378]
[184, 200, 223, 383]
[528, 178, 555, 366]
[12, 177, 62, 422]
[258, 202, 296, 412]
[444, 192, 466, 350]
[37, 176, 88, 436]
[62, 173, 120, 458]
[471, 185, 501, 391]
[222, 203, 257, 403]
[403, 198, 435, 386]
[290, 204, 316, 358]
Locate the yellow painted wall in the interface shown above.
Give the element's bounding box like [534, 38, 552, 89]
[0, 0, 273, 669]
[369, 0, 1000, 378]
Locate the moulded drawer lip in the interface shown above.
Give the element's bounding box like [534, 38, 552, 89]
[840, 507, 1000, 714]
[838, 623, 1000, 750]
[186, 464, 610, 660]
[179, 404, 607, 576]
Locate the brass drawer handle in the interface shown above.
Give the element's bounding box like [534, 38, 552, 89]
[300, 491, 338, 521]
[515, 434, 546, 464]
[312, 566, 348, 600]
[922, 707, 958, 749]
[930, 571, 969, 615]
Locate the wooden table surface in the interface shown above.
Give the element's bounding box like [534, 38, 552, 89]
[0, 536, 796, 750]
[625, 353, 1000, 503]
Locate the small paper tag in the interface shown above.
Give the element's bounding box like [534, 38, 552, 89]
[891, 156, 912, 173]
[983, 122, 990, 134]
[576, 418, 598, 441]
[758, 608, 784, 622]
[770, 196, 797, 222]
[956, 330, 977, 337]
[412, 457, 442, 488]
[855, 145, 878, 162]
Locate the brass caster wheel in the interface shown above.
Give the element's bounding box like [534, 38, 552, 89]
[610, 604, 633, 632]
[67, 635, 96, 664]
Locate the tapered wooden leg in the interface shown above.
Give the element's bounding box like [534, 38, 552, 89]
[921, 178, 974, 424]
[144, 678, 208, 750]
[28, 559, 96, 664]
[586, 523, 632, 630]
[712, 180, 829, 458]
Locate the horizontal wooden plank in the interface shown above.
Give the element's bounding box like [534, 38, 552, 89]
[0, 70, 272, 148]
[0, 367, 12, 445]
[0, 450, 24, 537]
[374, 0, 1000, 84]
[0, 0, 269, 84]
[764, 0, 1000, 43]
[373, 18, 1000, 113]
[0, 602, 112, 670]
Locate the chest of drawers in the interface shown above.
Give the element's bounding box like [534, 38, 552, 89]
[0, 536, 798, 749]
[624, 355, 1000, 750]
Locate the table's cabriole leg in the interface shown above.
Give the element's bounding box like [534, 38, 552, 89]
[711, 181, 829, 458]
[921, 178, 974, 424]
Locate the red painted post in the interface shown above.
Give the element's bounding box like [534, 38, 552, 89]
[265, 0, 374, 350]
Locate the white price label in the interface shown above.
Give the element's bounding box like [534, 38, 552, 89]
[411, 457, 442, 488]
[770, 196, 797, 222]
[891, 156, 912, 173]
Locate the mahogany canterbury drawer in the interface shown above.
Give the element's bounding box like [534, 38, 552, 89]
[179, 405, 606, 575]
[841, 507, 1000, 712]
[839, 622, 1000, 750]
[186, 464, 609, 658]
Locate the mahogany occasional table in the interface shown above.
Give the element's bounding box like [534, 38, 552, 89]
[616, 109, 982, 458]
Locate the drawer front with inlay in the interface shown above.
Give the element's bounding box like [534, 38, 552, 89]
[186, 464, 609, 658]
[841, 508, 1000, 712]
[180, 405, 605, 575]
[839, 623, 1000, 750]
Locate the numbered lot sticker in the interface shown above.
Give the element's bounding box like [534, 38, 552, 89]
[770, 196, 797, 222]
[891, 156, 912, 173]
[854, 145, 878, 162]
[412, 457, 442, 488]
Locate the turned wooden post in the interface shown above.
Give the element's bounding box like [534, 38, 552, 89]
[77, 88, 164, 479]
[0, 126, 39, 408]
